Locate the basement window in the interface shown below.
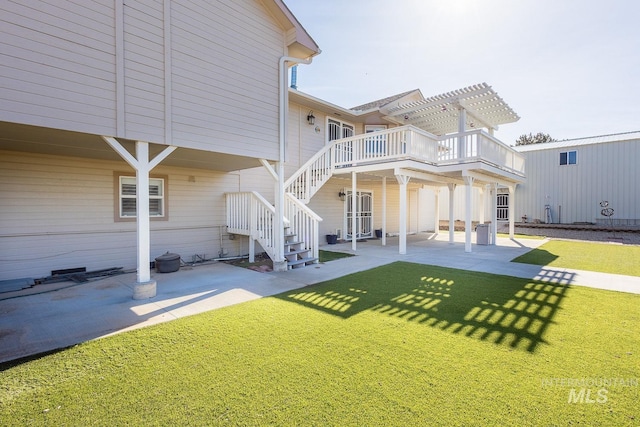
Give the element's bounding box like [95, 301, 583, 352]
[115, 173, 168, 221]
[559, 150, 577, 165]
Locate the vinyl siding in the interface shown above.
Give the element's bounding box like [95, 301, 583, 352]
[0, 0, 116, 134]
[0, 151, 245, 281]
[1, 0, 287, 158]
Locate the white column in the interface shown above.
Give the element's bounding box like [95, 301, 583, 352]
[447, 183, 456, 244]
[508, 185, 516, 239]
[351, 171, 357, 251]
[491, 183, 498, 245]
[382, 176, 387, 246]
[136, 142, 152, 284]
[101, 137, 176, 299]
[478, 186, 485, 225]
[433, 187, 440, 236]
[464, 175, 474, 252]
[396, 174, 410, 255]
[273, 161, 286, 271]
[457, 107, 467, 159]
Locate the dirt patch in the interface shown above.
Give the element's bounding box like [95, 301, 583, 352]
[224, 254, 273, 273]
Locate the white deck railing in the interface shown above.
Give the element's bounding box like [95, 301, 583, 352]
[286, 125, 525, 203]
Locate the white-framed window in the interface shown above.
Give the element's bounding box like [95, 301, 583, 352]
[115, 173, 168, 221]
[327, 118, 354, 142]
[559, 150, 577, 165]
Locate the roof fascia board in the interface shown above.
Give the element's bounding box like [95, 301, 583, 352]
[261, 0, 320, 58]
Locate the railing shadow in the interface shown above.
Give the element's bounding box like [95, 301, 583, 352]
[276, 262, 573, 353]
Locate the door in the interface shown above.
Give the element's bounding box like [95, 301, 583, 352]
[345, 190, 373, 239]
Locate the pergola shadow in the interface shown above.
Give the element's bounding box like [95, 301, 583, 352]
[276, 262, 573, 353]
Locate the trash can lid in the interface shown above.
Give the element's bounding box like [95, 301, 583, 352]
[155, 252, 180, 261]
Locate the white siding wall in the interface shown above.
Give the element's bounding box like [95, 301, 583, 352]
[0, 0, 117, 135]
[516, 140, 640, 224]
[0, 0, 286, 158]
[0, 151, 245, 281]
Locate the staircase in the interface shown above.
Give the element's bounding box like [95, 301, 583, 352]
[225, 191, 321, 270]
[283, 226, 317, 268]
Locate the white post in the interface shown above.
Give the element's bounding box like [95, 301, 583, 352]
[508, 185, 516, 239]
[464, 175, 474, 253]
[382, 176, 387, 246]
[478, 186, 485, 225]
[396, 174, 410, 255]
[249, 196, 256, 263]
[447, 183, 456, 244]
[101, 136, 175, 299]
[491, 183, 498, 245]
[273, 162, 286, 271]
[433, 187, 440, 236]
[458, 107, 467, 159]
[136, 142, 152, 284]
[351, 171, 357, 251]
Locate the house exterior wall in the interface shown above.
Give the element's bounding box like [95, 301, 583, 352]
[515, 139, 640, 224]
[0, 150, 245, 281]
[0, 0, 285, 159]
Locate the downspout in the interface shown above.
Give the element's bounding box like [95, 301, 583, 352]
[274, 56, 312, 271]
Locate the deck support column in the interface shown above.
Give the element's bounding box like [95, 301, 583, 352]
[351, 171, 357, 251]
[478, 186, 485, 225]
[447, 183, 456, 244]
[464, 175, 474, 253]
[508, 185, 517, 239]
[381, 176, 387, 246]
[396, 173, 410, 255]
[490, 183, 498, 245]
[102, 137, 176, 299]
[433, 187, 440, 236]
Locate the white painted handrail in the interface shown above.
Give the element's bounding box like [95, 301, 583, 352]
[288, 126, 524, 205]
[226, 191, 322, 266]
[226, 191, 287, 262]
[285, 193, 322, 260]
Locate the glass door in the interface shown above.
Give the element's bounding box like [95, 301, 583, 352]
[345, 190, 373, 239]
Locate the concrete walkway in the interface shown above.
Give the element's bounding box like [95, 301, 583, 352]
[1, 233, 638, 364]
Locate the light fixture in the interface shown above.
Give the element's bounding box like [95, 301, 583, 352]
[338, 190, 346, 201]
[307, 111, 315, 125]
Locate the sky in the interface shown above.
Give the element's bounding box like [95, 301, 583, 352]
[284, 0, 640, 144]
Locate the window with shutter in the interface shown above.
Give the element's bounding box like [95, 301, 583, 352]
[115, 173, 168, 221]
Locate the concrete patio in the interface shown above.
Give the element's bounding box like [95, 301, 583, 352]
[1, 232, 639, 364]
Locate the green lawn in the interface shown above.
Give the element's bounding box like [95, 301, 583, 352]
[319, 249, 354, 262]
[1, 262, 638, 426]
[512, 240, 640, 276]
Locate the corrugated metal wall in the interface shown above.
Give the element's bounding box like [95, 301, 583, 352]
[515, 138, 640, 224]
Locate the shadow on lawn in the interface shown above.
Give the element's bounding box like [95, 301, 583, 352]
[277, 262, 573, 353]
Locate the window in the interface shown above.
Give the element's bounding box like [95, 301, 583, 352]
[115, 173, 168, 221]
[560, 150, 577, 165]
[328, 118, 354, 142]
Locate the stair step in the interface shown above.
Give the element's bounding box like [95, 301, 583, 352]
[284, 240, 304, 247]
[287, 256, 319, 268]
[284, 248, 311, 257]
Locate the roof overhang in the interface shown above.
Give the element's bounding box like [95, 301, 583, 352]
[382, 83, 519, 135]
[261, 0, 321, 60]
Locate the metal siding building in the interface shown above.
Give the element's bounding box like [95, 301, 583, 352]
[515, 132, 640, 225]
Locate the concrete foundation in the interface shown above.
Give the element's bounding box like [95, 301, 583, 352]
[133, 280, 157, 299]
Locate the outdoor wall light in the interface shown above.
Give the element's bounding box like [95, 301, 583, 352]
[338, 190, 346, 201]
[307, 111, 315, 125]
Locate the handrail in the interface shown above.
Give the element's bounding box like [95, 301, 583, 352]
[285, 193, 322, 260]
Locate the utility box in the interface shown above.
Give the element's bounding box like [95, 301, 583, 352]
[476, 224, 491, 245]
